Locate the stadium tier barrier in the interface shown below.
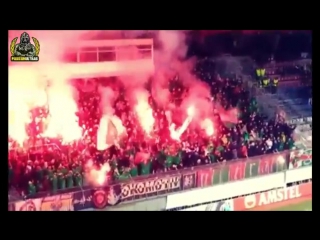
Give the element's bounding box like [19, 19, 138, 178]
[8, 148, 312, 211]
[87, 164, 312, 211]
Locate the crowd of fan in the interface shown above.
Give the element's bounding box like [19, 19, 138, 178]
[8, 60, 296, 199]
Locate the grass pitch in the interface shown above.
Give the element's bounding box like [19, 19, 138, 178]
[248, 199, 312, 211]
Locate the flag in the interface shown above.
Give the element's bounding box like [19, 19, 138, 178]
[97, 116, 118, 150]
[97, 115, 127, 151]
[105, 119, 118, 147]
[109, 115, 126, 137]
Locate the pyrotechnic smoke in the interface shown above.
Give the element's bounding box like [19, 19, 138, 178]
[151, 30, 188, 108]
[8, 30, 239, 187]
[97, 115, 110, 151]
[99, 86, 117, 116]
[43, 78, 82, 143]
[150, 72, 170, 108]
[127, 88, 155, 136]
[152, 30, 214, 132]
[201, 118, 215, 136]
[8, 30, 97, 147]
[97, 86, 118, 150]
[85, 159, 111, 186]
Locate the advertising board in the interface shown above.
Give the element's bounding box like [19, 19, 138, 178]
[13, 194, 73, 211]
[40, 194, 73, 211]
[72, 189, 93, 211]
[14, 199, 42, 211]
[233, 182, 312, 210]
[166, 172, 284, 209]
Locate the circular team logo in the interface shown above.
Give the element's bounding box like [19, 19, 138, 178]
[19, 200, 36, 211]
[92, 190, 107, 209]
[244, 195, 257, 209]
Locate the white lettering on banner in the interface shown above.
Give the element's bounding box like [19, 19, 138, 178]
[165, 172, 284, 209]
[121, 176, 181, 199]
[244, 186, 302, 209]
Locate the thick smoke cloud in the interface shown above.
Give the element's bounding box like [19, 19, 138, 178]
[8, 30, 239, 187]
[9, 30, 217, 144]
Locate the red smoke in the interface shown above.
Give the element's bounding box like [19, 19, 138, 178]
[8, 30, 239, 186]
[8, 30, 238, 143]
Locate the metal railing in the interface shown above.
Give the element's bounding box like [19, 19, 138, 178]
[62, 39, 154, 63]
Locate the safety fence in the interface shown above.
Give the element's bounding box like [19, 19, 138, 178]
[8, 148, 312, 211]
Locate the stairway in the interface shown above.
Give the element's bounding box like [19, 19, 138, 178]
[242, 77, 312, 122]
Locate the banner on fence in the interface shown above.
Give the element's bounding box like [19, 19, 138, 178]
[14, 199, 42, 211]
[233, 182, 312, 210]
[197, 168, 214, 188]
[182, 172, 196, 190]
[14, 193, 74, 211]
[40, 193, 74, 211]
[196, 153, 287, 189]
[91, 174, 182, 209]
[289, 149, 312, 169]
[92, 185, 122, 209]
[72, 189, 93, 211]
[121, 174, 181, 202]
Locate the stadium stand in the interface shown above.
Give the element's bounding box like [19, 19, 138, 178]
[8, 31, 312, 207]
